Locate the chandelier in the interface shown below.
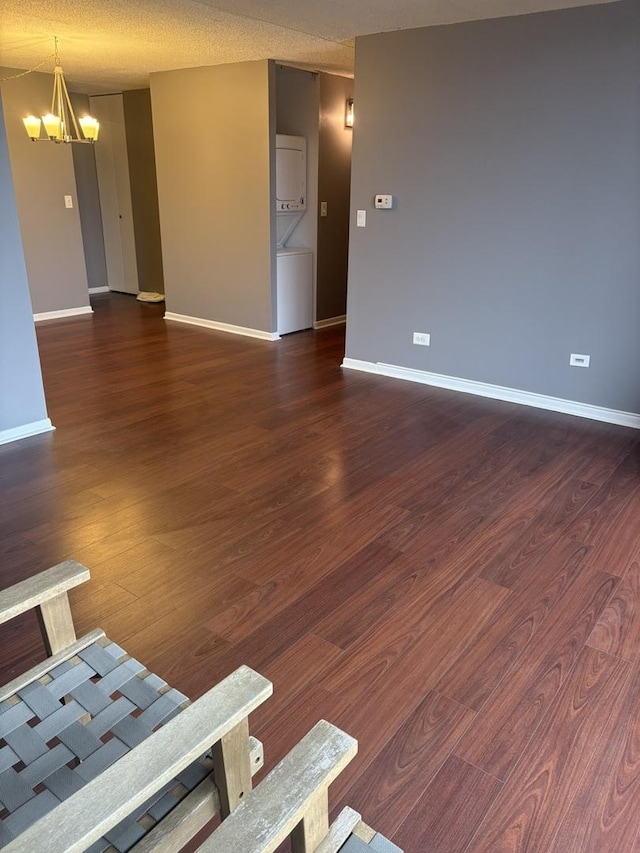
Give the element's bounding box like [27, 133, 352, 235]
[23, 38, 99, 144]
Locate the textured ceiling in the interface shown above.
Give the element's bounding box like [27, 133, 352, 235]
[0, 0, 620, 93]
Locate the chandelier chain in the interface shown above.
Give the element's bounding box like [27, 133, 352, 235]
[0, 54, 56, 83]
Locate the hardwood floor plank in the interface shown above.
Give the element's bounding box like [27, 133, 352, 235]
[91, 571, 256, 651]
[332, 690, 475, 838]
[437, 537, 589, 710]
[68, 579, 138, 625]
[463, 433, 591, 520]
[549, 659, 640, 852]
[570, 431, 637, 487]
[205, 502, 408, 640]
[454, 569, 617, 780]
[394, 755, 503, 853]
[0, 487, 105, 540]
[249, 633, 342, 732]
[367, 412, 524, 515]
[564, 452, 640, 547]
[581, 494, 640, 577]
[470, 647, 630, 853]
[38, 529, 173, 579]
[314, 553, 432, 650]
[321, 577, 509, 709]
[377, 502, 487, 558]
[327, 681, 441, 805]
[478, 478, 596, 589]
[0, 611, 48, 684]
[200, 542, 405, 687]
[22, 475, 237, 547]
[589, 558, 640, 661]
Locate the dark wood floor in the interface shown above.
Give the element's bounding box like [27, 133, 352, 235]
[3, 292, 640, 851]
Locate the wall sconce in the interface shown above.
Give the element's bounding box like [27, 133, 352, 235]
[345, 98, 354, 128]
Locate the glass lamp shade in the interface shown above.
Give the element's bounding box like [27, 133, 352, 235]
[79, 116, 100, 141]
[23, 115, 42, 140]
[42, 113, 62, 139]
[345, 99, 354, 128]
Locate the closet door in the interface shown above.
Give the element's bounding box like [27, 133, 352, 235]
[90, 94, 138, 295]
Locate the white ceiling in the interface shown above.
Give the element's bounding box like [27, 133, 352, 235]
[0, 0, 620, 93]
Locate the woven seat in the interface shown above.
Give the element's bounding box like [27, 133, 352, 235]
[0, 636, 211, 851]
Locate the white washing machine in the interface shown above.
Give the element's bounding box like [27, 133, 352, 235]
[277, 247, 313, 335]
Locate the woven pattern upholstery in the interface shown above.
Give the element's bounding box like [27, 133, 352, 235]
[0, 637, 211, 852]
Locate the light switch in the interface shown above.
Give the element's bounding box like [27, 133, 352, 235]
[64, 195, 73, 209]
[356, 210, 366, 227]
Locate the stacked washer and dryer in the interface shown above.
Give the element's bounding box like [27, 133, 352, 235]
[275, 135, 314, 335]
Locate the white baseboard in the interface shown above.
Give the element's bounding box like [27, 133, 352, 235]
[34, 306, 93, 322]
[0, 419, 55, 446]
[88, 286, 110, 294]
[341, 358, 640, 430]
[314, 315, 346, 330]
[164, 312, 280, 341]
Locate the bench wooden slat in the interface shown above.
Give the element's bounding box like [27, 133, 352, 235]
[0, 560, 90, 625]
[198, 720, 358, 853]
[314, 807, 363, 853]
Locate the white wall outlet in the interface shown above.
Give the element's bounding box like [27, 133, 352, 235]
[356, 210, 366, 227]
[413, 332, 430, 346]
[374, 194, 393, 209]
[569, 353, 590, 367]
[64, 195, 73, 209]
[320, 201, 328, 217]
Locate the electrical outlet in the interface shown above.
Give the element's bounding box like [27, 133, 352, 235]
[320, 201, 328, 217]
[413, 332, 430, 346]
[569, 353, 590, 368]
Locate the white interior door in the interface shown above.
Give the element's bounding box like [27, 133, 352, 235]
[90, 94, 138, 295]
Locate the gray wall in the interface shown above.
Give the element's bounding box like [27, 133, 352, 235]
[71, 93, 108, 292]
[150, 60, 275, 332]
[318, 73, 353, 321]
[346, 0, 640, 413]
[0, 69, 90, 314]
[0, 94, 50, 435]
[123, 89, 164, 294]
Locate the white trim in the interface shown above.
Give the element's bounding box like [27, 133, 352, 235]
[0, 419, 55, 446]
[164, 312, 280, 341]
[313, 315, 346, 330]
[341, 358, 640, 430]
[88, 286, 110, 294]
[34, 306, 93, 322]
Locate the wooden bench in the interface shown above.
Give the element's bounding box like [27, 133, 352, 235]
[0, 561, 402, 852]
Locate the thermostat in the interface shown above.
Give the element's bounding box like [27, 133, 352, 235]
[374, 194, 393, 209]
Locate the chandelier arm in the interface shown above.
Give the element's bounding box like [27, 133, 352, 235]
[59, 70, 82, 140]
[51, 71, 58, 117]
[57, 72, 66, 140]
